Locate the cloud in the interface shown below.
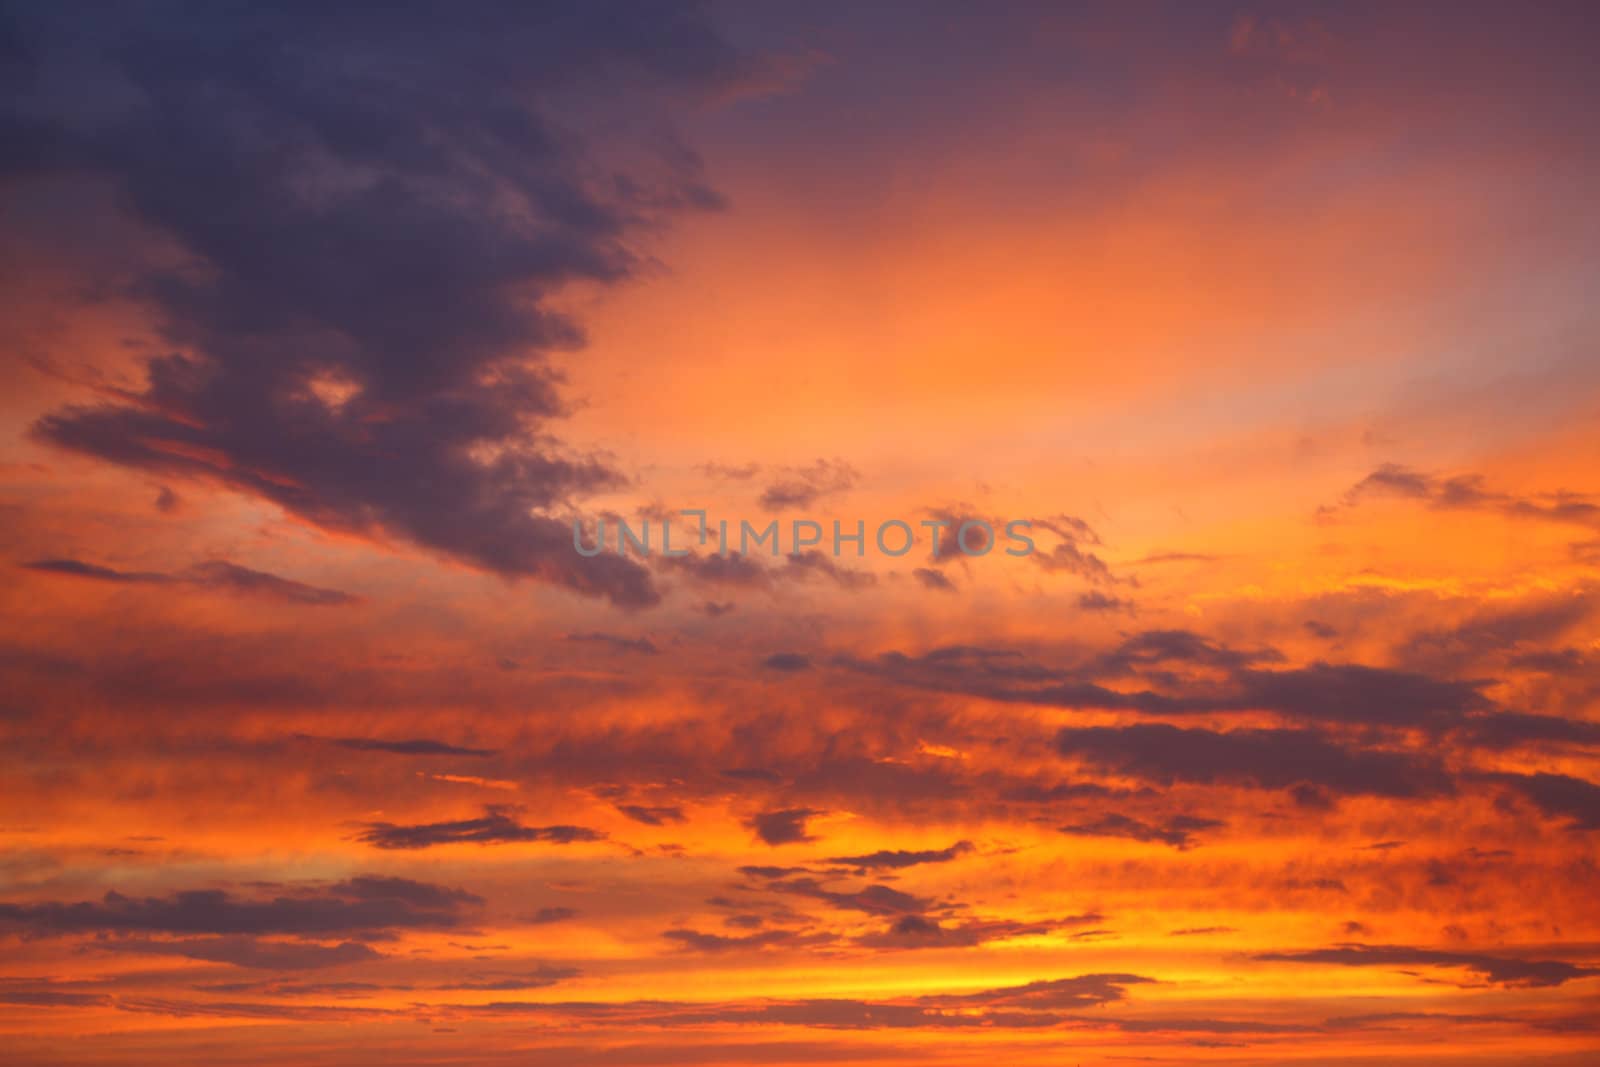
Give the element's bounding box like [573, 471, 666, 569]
[747, 808, 822, 845]
[823, 842, 974, 872]
[10, 3, 777, 609]
[783, 550, 876, 590]
[1487, 771, 1600, 831]
[759, 878, 933, 917]
[1329, 464, 1600, 529]
[1077, 591, 1133, 612]
[758, 460, 858, 511]
[1256, 943, 1599, 988]
[856, 913, 1103, 950]
[526, 907, 580, 925]
[1058, 813, 1223, 850]
[355, 806, 605, 850]
[22, 558, 169, 583]
[662, 928, 830, 954]
[911, 567, 956, 592]
[762, 652, 813, 672]
[318, 736, 497, 758]
[23, 557, 357, 605]
[658, 551, 774, 589]
[615, 804, 687, 826]
[566, 632, 661, 655]
[434, 965, 580, 991]
[1055, 723, 1451, 798]
[0, 876, 480, 937]
[182, 560, 358, 605]
[841, 636, 1485, 730]
[103, 936, 383, 971]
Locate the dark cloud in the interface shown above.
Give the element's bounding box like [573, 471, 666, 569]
[783, 550, 876, 590]
[841, 635, 1485, 731]
[356, 805, 605, 850]
[1077, 591, 1133, 612]
[23, 557, 357, 605]
[434, 965, 580, 991]
[0, 876, 480, 937]
[566, 631, 661, 655]
[658, 551, 774, 589]
[0, 990, 114, 1007]
[1055, 723, 1452, 798]
[615, 804, 687, 826]
[9, 3, 775, 608]
[103, 936, 382, 971]
[762, 652, 812, 672]
[1256, 943, 1599, 988]
[1397, 598, 1593, 671]
[747, 808, 822, 846]
[823, 842, 974, 872]
[1028, 515, 1116, 583]
[183, 560, 358, 605]
[526, 907, 580, 925]
[22, 558, 169, 583]
[1458, 712, 1600, 752]
[1058, 813, 1223, 850]
[760, 878, 932, 917]
[317, 735, 497, 758]
[662, 928, 830, 953]
[758, 460, 858, 511]
[500, 972, 1150, 1028]
[1487, 771, 1600, 831]
[1330, 464, 1600, 529]
[911, 567, 956, 592]
[857, 913, 1103, 951]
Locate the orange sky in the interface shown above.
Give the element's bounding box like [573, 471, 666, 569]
[2, 3, 1599, 1065]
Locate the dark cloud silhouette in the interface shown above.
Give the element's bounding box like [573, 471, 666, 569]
[183, 561, 359, 605]
[747, 808, 822, 845]
[23, 557, 356, 605]
[8, 3, 776, 608]
[658, 551, 774, 589]
[1077, 591, 1133, 612]
[1055, 723, 1451, 798]
[615, 804, 687, 826]
[857, 913, 1103, 950]
[911, 567, 956, 591]
[356, 806, 605, 850]
[319, 736, 497, 758]
[103, 936, 382, 971]
[1329, 464, 1600, 529]
[841, 635, 1485, 731]
[762, 652, 812, 672]
[823, 842, 974, 872]
[662, 928, 830, 953]
[1028, 515, 1116, 583]
[1257, 943, 1599, 988]
[0, 876, 480, 937]
[22, 558, 169, 583]
[434, 965, 580, 991]
[566, 631, 661, 655]
[784, 550, 876, 590]
[1487, 771, 1600, 831]
[526, 907, 580, 925]
[758, 460, 858, 511]
[760, 878, 932, 917]
[1058, 813, 1223, 850]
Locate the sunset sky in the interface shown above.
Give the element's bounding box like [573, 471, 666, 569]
[2, 2, 1599, 1064]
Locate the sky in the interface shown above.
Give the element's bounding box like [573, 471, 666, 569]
[2, 2, 1599, 1064]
